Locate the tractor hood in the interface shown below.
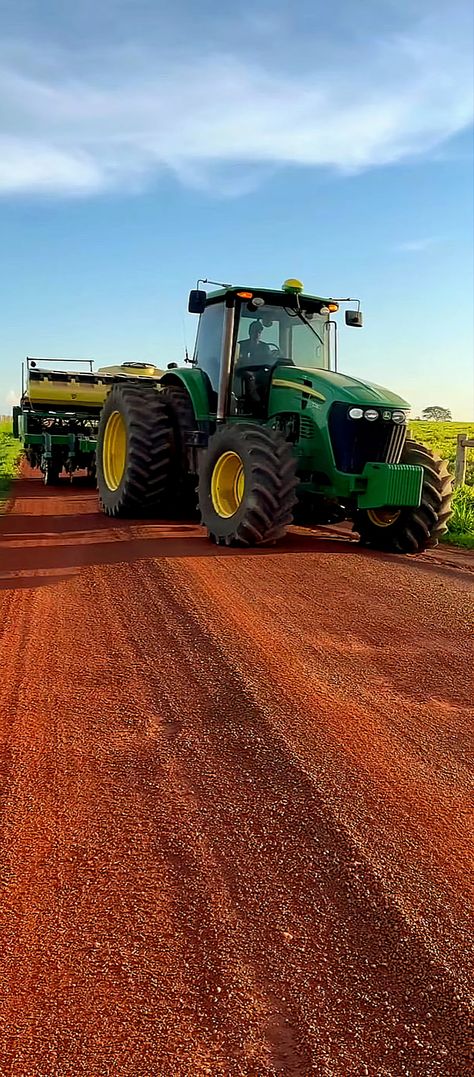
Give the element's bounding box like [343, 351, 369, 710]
[277, 367, 410, 409]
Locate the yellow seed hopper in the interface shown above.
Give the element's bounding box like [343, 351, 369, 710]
[24, 358, 165, 411]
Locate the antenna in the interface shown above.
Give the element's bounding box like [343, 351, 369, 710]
[182, 315, 190, 364]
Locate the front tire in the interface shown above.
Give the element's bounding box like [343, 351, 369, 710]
[198, 423, 298, 546]
[97, 385, 173, 517]
[354, 439, 452, 553]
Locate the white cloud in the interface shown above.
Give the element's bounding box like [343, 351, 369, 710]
[0, 9, 472, 197]
[5, 389, 19, 407]
[0, 136, 104, 194]
[394, 237, 440, 253]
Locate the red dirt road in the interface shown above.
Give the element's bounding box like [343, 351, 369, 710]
[0, 471, 472, 1077]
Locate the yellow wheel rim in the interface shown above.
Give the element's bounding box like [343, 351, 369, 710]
[102, 410, 127, 491]
[211, 451, 245, 518]
[367, 507, 401, 528]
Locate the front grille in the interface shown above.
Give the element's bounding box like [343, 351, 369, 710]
[299, 415, 316, 440]
[328, 402, 407, 474]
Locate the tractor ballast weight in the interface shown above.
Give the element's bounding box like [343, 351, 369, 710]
[93, 280, 452, 552]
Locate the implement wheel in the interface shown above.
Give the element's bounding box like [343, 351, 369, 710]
[43, 460, 61, 486]
[97, 385, 173, 516]
[198, 423, 298, 546]
[354, 439, 452, 554]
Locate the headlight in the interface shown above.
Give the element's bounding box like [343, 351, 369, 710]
[348, 407, 364, 419]
[392, 410, 407, 424]
[364, 408, 379, 421]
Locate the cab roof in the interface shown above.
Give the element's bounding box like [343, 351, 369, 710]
[206, 285, 332, 308]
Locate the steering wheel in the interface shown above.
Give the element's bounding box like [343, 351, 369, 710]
[237, 342, 281, 361]
[235, 363, 271, 374]
[235, 356, 294, 376]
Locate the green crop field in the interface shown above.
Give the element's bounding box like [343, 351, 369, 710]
[410, 421, 474, 549]
[0, 417, 21, 504]
[410, 421, 474, 485]
[1, 415, 473, 546]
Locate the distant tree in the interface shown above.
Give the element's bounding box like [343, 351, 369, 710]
[421, 406, 452, 422]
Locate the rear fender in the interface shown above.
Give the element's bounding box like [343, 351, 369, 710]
[160, 368, 212, 422]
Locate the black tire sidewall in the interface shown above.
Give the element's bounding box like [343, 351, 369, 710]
[198, 424, 280, 540]
[355, 439, 448, 553]
[97, 383, 172, 516]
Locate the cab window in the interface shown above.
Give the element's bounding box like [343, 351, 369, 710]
[193, 303, 224, 390]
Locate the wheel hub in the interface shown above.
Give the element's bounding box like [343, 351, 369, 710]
[367, 507, 401, 528]
[102, 410, 127, 491]
[211, 451, 245, 518]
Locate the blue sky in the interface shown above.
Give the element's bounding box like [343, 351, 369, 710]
[1, 0, 473, 418]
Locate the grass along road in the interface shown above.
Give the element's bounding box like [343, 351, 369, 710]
[0, 418, 20, 505]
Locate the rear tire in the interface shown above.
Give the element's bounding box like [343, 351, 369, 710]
[198, 423, 298, 546]
[97, 385, 173, 517]
[160, 385, 197, 515]
[354, 439, 452, 553]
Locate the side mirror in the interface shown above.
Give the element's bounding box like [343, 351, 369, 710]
[345, 309, 363, 327]
[188, 289, 207, 315]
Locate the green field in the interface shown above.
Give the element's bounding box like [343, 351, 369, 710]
[410, 421, 474, 549]
[410, 421, 474, 486]
[0, 417, 21, 504]
[0, 416, 473, 545]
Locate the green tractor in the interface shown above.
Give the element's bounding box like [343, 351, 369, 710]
[96, 278, 452, 553]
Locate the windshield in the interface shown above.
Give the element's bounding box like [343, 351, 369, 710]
[236, 302, 329, 370]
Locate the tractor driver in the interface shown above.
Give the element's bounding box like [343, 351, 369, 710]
[238, 320, 272, 365]
[234, 319, 275, 414]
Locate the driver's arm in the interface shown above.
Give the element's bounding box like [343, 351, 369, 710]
[254, 341, 272, 363]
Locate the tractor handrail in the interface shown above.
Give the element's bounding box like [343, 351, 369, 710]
[26, 356, 95, 371]
[23, 357, 95, 395]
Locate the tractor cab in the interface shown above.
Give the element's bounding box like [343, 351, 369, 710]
[189, 280, 339, 419]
